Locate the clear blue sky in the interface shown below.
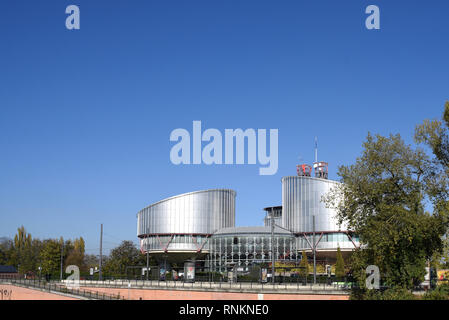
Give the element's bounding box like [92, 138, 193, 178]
[1, 0, 448, 255]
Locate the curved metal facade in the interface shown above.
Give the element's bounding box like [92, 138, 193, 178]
[282, 176, 358, 252]
[282, 176, 341, 232]
[137, 189, 236, 254]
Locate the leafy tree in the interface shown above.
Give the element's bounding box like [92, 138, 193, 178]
[83, 254, 101, 269]
[103, 240, 146, 277]
[422, 283, 449, 300]
[415, 101, 449, 167]
[0, 237, 13, 266]
[24, 239, 43, 275]
[40, 239, 62, 277]
[65, 250, 84, 270]
[438, 238, 449, 269]
[9, 226, 33, 273]
[416, 101, 449, 270]
[335, 247, 345, 279]
[299, 251, 309, 279]
[65, 237, 86, 272]
[324, 133, 449, 290]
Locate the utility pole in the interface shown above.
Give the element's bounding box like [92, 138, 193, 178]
[271, 208, 275, 284]
[99, 224, 103, 281]
[313, 215, 316, 285]
[60, 238, 64, 281]
[146, 229, 149, 281]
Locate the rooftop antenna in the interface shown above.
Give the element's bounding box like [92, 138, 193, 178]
[314, 136, 318, 163]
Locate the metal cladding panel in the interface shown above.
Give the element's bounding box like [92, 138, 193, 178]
[281, 176, 345, 233]
[137, 189, 236, 236]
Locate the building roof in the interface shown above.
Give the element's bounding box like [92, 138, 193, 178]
[213, 226, 293, 236]
[0, 265, 17, 273]
[139, 189, 237, 212]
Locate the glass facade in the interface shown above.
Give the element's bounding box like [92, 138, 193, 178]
[295, 232, 360, 251]
[209, 227, 296, 272]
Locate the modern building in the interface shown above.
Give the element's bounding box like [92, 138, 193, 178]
[263, 206, 282, 227]
[209, 226, 296, 273]
[282, 163, 359, 261]
[137, 189, 236, 265]
[137, 161, 359, 272]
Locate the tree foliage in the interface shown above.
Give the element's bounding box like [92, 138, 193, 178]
[299, 250, 309, 278]
[335, 247, 345, 279]
[39, 239, 62, 276]
[103, 240, 146, 277]
[324, 132, 449, 289]
[416, 101, 449, 269]
[415, 101, 449, 168]
[2, 227, 151, 279]
[0, 237, 13, 266]
[65, 237, 86, 272]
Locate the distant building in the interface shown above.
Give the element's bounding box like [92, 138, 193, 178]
[0, 265, 18, 279]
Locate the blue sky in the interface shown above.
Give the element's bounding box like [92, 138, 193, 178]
[1, 0, 448, 255]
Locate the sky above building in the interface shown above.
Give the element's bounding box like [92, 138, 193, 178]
[1, 0, 448, 254]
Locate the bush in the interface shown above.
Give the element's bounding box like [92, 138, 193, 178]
[381, 287, 416, 300]
[350, 287, 416, 300]
[422, 284, 449, 300]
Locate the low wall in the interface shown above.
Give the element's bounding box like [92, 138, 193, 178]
[81, 287, 349, 300]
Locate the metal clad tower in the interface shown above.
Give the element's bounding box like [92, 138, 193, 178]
[137, 189, 236, 263]
[282, 162, 359, 261]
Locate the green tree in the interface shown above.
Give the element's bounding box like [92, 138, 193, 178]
[40, 239, 62, 278]
[415, 101, 449, 271]
[23, 238, 43, 275]
[335, 247, 345, 279]
[0, 237, 13, 266]
[415, 101, 449, 167]
[299, 251, 309, 279]
[103, 240, 145, 277]
[65, 237, 86, 272]
[324, 133, 449, 290]
[9, 226, 33, 273]
[83, 254, 99, 269]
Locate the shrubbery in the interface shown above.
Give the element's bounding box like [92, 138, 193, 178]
[422, 284, 449, 300]
[351, 284, 449, 300]
[350, 287, 416, 300]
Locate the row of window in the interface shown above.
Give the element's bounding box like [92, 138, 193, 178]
[141, 233, 359, 251]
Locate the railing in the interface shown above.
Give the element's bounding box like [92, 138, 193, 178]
[0, 278, 125, 300]
[62, 278, 351, 294]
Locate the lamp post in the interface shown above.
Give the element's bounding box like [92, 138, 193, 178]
[313, 215, 316, 285]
